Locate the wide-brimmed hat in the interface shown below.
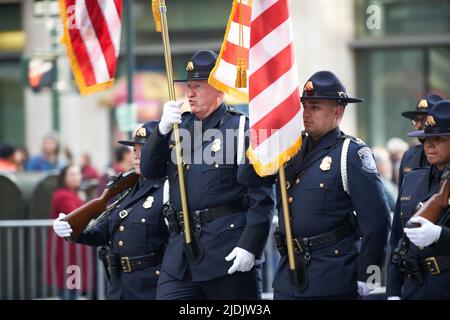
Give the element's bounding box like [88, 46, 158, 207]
[118, 121, 158, 146]
[174, 50, 218, 82]
[408, 100, 450, 138]
[401, 94, 444, 120]
[300, 71, 364, 104]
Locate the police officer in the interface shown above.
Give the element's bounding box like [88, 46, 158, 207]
[387, 100, 450, 300]
[52, 121, 169, 300]
[141, 50, 276, 299]
[272, 71, 390, 300]
[398, 94, 444, 187]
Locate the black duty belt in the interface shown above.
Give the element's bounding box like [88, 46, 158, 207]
[420, 254, 450, 275]
[108, 252, 163, 276]
[175, 200, 248, 236]
[292, 220, 355, 253]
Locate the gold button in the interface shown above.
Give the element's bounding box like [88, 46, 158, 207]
[230, 224, 235, 228]
[215, 164, 219, 168]
[118, 241, 124, 247]
[334, 249, 340, 255]
[286, 181, 290, 189]
[119, 226, 125, 232]
[288, 197, 293, 204]
[155, 270, 160, 276]
[295, 178, 300, 184]
[141, 218, 146, 223]
[320, 183, 324, 188]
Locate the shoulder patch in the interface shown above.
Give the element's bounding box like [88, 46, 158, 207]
[357, 146, 378, 174]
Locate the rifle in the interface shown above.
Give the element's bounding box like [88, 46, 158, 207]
[406, 165, 450, 228]
[64, 169, 139, 241]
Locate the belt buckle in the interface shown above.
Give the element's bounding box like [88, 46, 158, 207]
[120, 257, 132, 273]
[426, 257, 441, 275]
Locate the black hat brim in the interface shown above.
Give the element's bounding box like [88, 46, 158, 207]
[173, 76, 210, 82]
[300, 96, 364, 103]
[118, 140, 146, 146]
[407, 130, 450, 138]
[401, 110, 428, 120]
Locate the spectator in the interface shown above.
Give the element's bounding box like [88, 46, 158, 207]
[13, 146, 29, 171]
[46, 164, 95, 299]
[386, 137, 409, 185]
[80, 153, 99, 180]
[27, 132, 66, 171]
[0, 144, 18, 172]
[95, 146, 133, 196]
[372, 146, 398, 213]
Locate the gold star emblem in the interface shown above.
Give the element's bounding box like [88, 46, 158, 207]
[186, 61, 195, 71]
[418, 99, 428, 109]
[425, 115, 436, 126]
[136, 127, 147, 137]
[304, 81, 314, 92]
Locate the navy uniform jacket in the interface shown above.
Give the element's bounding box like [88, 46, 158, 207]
[76, 177, 169, 299]
[273, 128, 390, 297]
[398, 144, 428, 188]
[141, 103, 276, 282]
[387, 166, 450, 299]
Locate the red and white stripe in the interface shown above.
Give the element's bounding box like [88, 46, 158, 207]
[247, 0, 302, 176]
[208, 0, 251, 101]
[60, 0, 122, 95]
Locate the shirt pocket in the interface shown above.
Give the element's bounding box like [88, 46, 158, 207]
[130, 213, 159, 247]
[304, 175, 339, 213]
[201, 164, 236, 194]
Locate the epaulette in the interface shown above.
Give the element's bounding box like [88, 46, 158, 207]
[226, 106, 248, 118]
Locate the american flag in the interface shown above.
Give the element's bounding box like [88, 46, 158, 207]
[208, 0, 251, 102]
[59, 0, 123, 95]
[247, 0, 302, 176]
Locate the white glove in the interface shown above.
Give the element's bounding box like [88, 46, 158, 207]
[387, 296, 401, 300]
[53, 213, 72, 238]
[357, 281, 373, 296]
[158, 100, 183, 135]
[404, 217, 442, 247]
[225, 247, 255, 274]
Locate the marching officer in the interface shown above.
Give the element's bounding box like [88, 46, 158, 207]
[272, 71, 390, 299]
[398, 94, 444, 187]
[141, 50, 276, 300]
[52, 121, 169, 300]
[387, 100, 450, 300]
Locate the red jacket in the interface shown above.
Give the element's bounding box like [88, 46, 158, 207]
[47, 188, 95, 291]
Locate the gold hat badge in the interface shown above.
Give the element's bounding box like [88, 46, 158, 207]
[418, 99, 428, 109]
[186, 61, 195, 71]
[136, 127, 147, 137]
[425, 115, 436, 127]
[304, 81, 314, 92]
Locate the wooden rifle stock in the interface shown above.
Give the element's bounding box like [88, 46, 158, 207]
[64, 169, 139, 241]
[409, 176, 450, 226]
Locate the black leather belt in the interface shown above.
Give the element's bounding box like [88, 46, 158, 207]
[108, 252, 163, 276]
[420, 254, 450, 275]
[275, 217, 356, 256]
[178, 201, 246, 225]
[292, 220, 355, 253]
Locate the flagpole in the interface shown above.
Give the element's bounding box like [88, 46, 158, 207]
[278, 166, 297, 277]
[157, 0, 192, 245]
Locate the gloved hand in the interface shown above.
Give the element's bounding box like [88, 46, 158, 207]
[225, 247, 255, 274]
[404, 217, 442, 247]
[387, 296, 401, 300]
[158, 100, 183, 135]
[53, 213, 72, 238]
[357, 281, 373, 296]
